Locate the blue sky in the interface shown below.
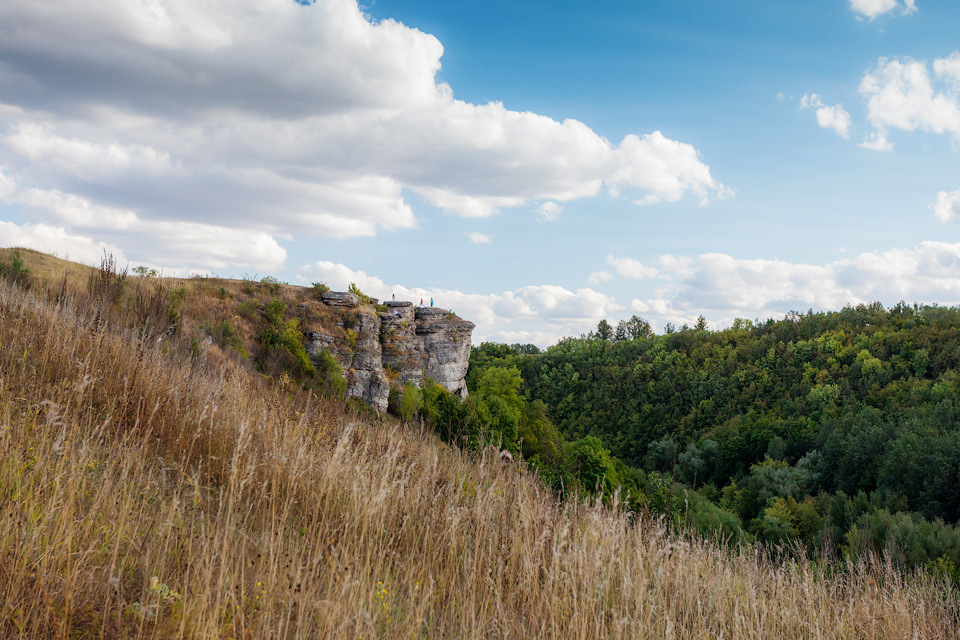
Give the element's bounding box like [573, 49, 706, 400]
[1, 0, 959, 344]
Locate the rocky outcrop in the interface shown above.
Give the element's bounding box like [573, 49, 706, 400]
[320, 291, 359, 308]
[414, 307, 474, 398]
[305, 296, 475, 411]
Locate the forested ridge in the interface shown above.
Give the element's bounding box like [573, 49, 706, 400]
[465, 304, 960, 578]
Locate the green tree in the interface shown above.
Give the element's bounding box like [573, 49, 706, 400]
[595, 319, 613, 341]
[565, 435, 618, 497]
[614, 315, 653, 341]
[474, 366, 525, 451]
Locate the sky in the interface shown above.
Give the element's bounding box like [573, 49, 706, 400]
[1, 0, 960, 346]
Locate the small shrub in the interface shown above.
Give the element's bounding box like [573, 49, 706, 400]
[132, 265, 159, 278]
[348, 282, 372, 306]
[237, 299, 260, 321]
[260, 276, 283, 295]
[166, 287, 186, 326]
[345, 328, 359, 350]
[205, 320, 248, 357]
[240, 273, 257, 296]
[311, 282, 330, 299]
[257, 317, 314, 376]
[0, 249, 31, 289]
[87, 250, 128, 304]
[399, 382, 422, 425]
[314, 349, 347, 399]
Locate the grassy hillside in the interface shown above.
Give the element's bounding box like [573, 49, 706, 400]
[1, 250, 958, 638]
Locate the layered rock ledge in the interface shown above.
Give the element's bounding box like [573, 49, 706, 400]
[304, 295, 475, 412]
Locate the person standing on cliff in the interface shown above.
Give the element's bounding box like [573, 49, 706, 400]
[392, 293, 395, 301]
[420, 297, 423, 306]
[430, 297, 434, 307]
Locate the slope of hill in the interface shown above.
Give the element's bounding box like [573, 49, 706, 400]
[1, 249, 958, 638]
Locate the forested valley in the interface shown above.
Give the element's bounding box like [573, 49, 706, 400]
[435, 303, 960, 581]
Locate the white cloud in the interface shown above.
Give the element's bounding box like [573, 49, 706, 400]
[933, 190, 960, 223]
[296, 241, 960, 344]
[587, 270, 612, 285]
[633, 242, 960, 332]
[799, 93, 852, 139]
[607, 254, 659, 279]
[415, 188, 523, 219]
[295, 259, 622, 345]
[0, 169, 286, 272]
[610, 132, 731, 206]
[859, 130, 894, 151]
[934, 52, 960, 88]
[0, 221, 125, 265]
[849, 0, 916, 20]
[859, 55, 960, 149]
[535, 201, 562, 222]
[658, 254, 696, 279]
[0, 0, 727, 271]
[468, 232, 492, 244]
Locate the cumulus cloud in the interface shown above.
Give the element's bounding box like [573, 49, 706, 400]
[467, 232, 492, 244]
[535, 201, 562, 222]
[610, 132, 731, 206]
[859, 130, 894, 151]
[295, 259, 622, 344]
[0, 0, 726, 271]
[849, 0, 916, 20]
[933, 190, 960, 224]
[859, 55, 960, 149]
[799, 93, 852, 139]
[607, 254, 659, 279]
[587, 270, 612, 285]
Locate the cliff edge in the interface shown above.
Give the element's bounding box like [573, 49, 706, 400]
[304, 293, 475, 412]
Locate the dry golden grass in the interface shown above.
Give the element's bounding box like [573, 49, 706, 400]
[1, 273, 959, 638]
[0, 247, 96, 291]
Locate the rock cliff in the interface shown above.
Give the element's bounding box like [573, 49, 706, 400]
[304, 295, 475, 412]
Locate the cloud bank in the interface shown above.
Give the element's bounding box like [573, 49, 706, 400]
[624, 242, 960, 331]
[294, 241, 960, 347]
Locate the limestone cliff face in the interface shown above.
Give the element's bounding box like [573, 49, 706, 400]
[304, 294, 475, 411]
[412, 307, 474, 398]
